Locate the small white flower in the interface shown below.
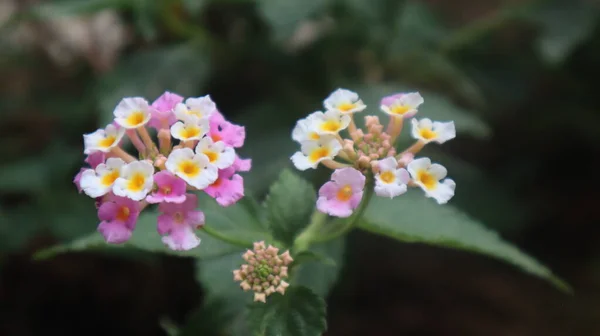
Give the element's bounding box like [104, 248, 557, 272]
[292, 117, 321, 143]
[195, 137, 236, 169]
[80, 158, 125, 198]
[83, 124, 125, 154]
[291, 136, 342, 170]
[113, 160, 155, 201]
[407, 158, 455, 204]
[174, 95, 216, 121]
[113, 97, 152, 129]
[308, 110, 351, 135]
[374, 157, 410, 198]
[380, 92, 424, 118]
[411, 118, 455, 144]
[165, 148, 218, 189]
[323, 88, 366, 114]
[170, 117, 210, 142]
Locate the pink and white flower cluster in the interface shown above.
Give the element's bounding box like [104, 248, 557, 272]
[291, 88, 456, 218]
[74, 92, 251, 250]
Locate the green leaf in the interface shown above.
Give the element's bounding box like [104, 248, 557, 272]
[292, 238, 345, 297]
[35, 193, 269, 260]
[264, 169, 316, 247]
[95, 42, 210, 127]
[360, 191, 571, 292]
[392, 0, 448, 52]
[292, 250, 336, 267]
[257, 0, 329, 43]
[531, 0, 599, 65]
[247, 286, 327, 336]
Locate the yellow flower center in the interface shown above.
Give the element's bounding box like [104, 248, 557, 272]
[391, 105, 410, 115]
[309, 132, 320, 140]
[417, 170, 437, 190]
[178, 160, 200, 177]
[320, 120, 341, 133]
[380, 171, 395, 184]
[179, 126, 201, 139]
[204, 151, 219, 163]
[336, 185, 353, 201]
[116, 206, 130, 222]
[211, 133, 222, 142]
[309, 147, 330, 163]
[127, 172, 146, 192]
[99, 136, 116, 148]
[188, 110, 202, 118]
[337, 103, 355, 112]
[126, 111, 146, 127]
[100, 170, 120, 186]
[419, 128, 437, 140]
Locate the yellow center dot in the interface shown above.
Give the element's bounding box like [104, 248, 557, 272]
[161, 186, 172, 195]
[211, 133, 222, 142]
[99, 136, 116, 148]
[204, 151, 219, 163]
[419, 128, 437, 140]
[127, 173, 146, 192]
[391, 105, 410, 115]
[188, 110, 202, 118]
[179, 160, 200, 177]
[126, 111, 146, 127]
[336, 185, 353, 201]
[309, 132, 320, 140]
[380, 171, 395, 184]
[417, 170, 437, 190]
[180, 126, 201, 139]
[337, 103, 355, 112]
[321, 120, 341, 132]
[100, 170, 120, 186]
[116, 206, 130, 222]
[309, 147, 330, 163]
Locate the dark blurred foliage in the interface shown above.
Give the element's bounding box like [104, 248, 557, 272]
[1, 0, 600, 334]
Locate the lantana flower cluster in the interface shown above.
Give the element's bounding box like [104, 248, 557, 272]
[233, 241, 293, 303]
[74, 92, 250, 250]
[291, 88, 456, 217]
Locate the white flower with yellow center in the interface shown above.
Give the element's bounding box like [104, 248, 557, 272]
[291, 135, 342, 171]
[407, 158, 455, 204]
[113, 97, 152, 129]
[165, 148, 218, 189]
[411, 118, 455, 144]
[195, 137, 235, 169]
[113, 160, 155, 201]
[79, 158, 125, 198]
[308, 110, 351, 135]
[83, 124, 125, 154]
[170, 116, 210, 142]
[292, 117, 321, 143]
[323, 88, 366, 114]
[374, 157, 410, 198]
[380, 92, 424, 118]
[174, 95, 216, 121]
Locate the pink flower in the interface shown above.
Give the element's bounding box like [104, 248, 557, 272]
[317, 168, 365, 218]
[157, 193, 205, 251]
[204, 167, 244, 207]
[209, 111, 246, 148]
[233, 155, 252, 172]
[74, 152, 106, 193]
[97, 195, 141, 244]
[148, 91, 183, 130]
[146, 171, 187, 204]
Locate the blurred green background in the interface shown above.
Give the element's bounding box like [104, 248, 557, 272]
[1, 0, 599, 334]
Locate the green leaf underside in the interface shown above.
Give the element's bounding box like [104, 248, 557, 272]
[264, 169, 317, 247]
[361, 191, 571, 292]
[34, 193, 269, 260]
[248, 286, 327, 336]
[292, 238, 345, 297]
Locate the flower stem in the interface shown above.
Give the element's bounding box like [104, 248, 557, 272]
[293, 211, 328, 253]
[200, 225, 253, 248]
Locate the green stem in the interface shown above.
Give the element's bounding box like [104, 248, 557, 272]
[200, 225, 252, 248]
[293, 211, 328, 253]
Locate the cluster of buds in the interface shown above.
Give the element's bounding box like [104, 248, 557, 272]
[73, 92, 251, 250]
[291, 88, 456, 218]
[233, 241, 293, 303]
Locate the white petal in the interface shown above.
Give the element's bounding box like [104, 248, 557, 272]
[187, 155, 218, 189]
[428, 163, 447, 180]
[432, 121, 456, 144]
[216, 146, 236, 169]
[426, 178, 455, 204]
[374, 182, 407, 199]
[291, 152, 315, 170]
[401, 92, 424, 108]
[186, 95, 216, 119]
[292, 118, 312, 142]
[377, 157, 398, 171]
[80, 169, 110, 198]
[165, 148, 195, 173]
[407, 157, 431, 178]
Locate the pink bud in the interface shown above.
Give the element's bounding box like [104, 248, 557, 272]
[280, 250, 294, 265]
[254, 293, 266, 303]
[279, 266, 288, 278]
[233, 270, 243, 281]
[266, 245, 279, 256]
[398, 152, 414, 166]
[240, 281, 251, 291]
[276, 280, 290, 295]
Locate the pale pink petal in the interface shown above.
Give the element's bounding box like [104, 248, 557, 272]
[157, 213, 175, 235]
[233, 156, 252, 172]
[380, 93, 403, 107]
[73, 168, 85, 193]
[331, 168, 365, 191]
[85, 152, 106, 168]
[318, 181, 338, 199]
[185, 210, 205, 228]
[162, 225, 201, 251]
[97, 201, 119, 221]
[209, 112, 246, 148]
[204, 173, 244, 207]
[98, 220, 133, 244]
[148, 92, 183, 130]
[147, 171, 187, 204]
[349, 191, 364, 209]
[317, 197, 353, 218]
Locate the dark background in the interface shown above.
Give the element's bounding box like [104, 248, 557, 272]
[1, 0, 599, 334]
